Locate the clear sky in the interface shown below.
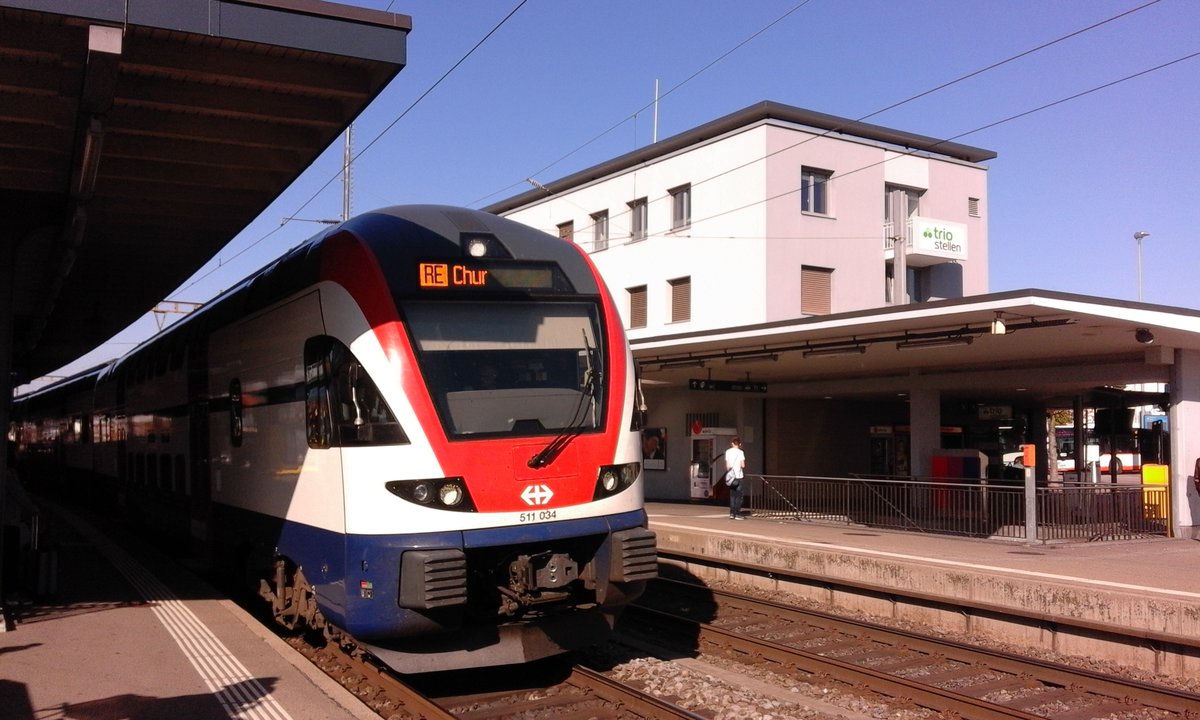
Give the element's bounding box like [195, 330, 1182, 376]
[21, 0, 1200, 391]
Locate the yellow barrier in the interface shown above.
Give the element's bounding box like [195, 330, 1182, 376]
[1142, 464, 1169, 533]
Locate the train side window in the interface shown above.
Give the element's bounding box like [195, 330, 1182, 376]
[230, 379, 243, 448]
[305, 336, 408, 448]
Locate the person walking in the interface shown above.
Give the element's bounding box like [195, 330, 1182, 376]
[724, 436, 746, 519]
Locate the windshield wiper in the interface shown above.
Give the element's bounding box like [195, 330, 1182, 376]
[527, 330, 600, 469]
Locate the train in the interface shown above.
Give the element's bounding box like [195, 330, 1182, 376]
[10, 205, 657, 673]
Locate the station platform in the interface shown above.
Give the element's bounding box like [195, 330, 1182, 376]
[6, 499, 1198, 718]
[646, 501, 1200, 676]
[0, 503, 376, 720]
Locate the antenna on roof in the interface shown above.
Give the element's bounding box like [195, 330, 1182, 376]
[653, 79, 660, 143]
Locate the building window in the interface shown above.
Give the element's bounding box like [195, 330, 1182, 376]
[557, 221, 573, 243]
[628, 285, 647, 329]
[628, 197, 647, 241]
[590, 210, 608, 251]
[968, 197, 980, 217]
[801, 266, 832, 315]
[669, 184, 691, 230]
[669, 276, 691, 323]
[884, 185, 922, 249]
[801, 167, 831, 215]
[884, 185, 922, 222]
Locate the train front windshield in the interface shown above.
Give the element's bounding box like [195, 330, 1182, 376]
[405, 301, 606, 438]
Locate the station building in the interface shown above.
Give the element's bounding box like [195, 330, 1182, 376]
[485, 101, 1200, 539]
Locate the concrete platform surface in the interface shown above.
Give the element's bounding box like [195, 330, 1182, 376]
[0, 505, 376, 720]
[647, 501, 1200, 648]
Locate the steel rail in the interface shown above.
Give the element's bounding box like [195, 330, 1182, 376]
[567, 665, 710, 719]
[634, 577, 1200, 717]
[285, 635, 456, 720]
[434, 664, 705, 719]
[622, 602, 1047, 720]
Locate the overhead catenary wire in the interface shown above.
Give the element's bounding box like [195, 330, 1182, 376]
[174, 2, 1183, 306]
[524, 0, 1176, 246]
[172, 0, 530, 300]
[479, 0, 1162, 211]
[469, 0, 817, 208]
[658, 49, 1200, 242]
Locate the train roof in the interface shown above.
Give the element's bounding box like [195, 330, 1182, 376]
[12, 363, 108, 405]
[96, 206, 597, 381]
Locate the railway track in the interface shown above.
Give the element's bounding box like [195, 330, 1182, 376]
[623, 577, 1200, 720]
[285, 630, 704, 720]
[285, 633, 454, 720]
[657, 545, 1200, 680]
[433, 664, 706, 719]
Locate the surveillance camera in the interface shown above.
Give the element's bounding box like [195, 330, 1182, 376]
[1135, 328, 1154, 344]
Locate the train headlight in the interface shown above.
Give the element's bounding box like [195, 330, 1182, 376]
[412, 482, 433, 504]
[592, 462, 641, 500]
[439, 483, 464, 507]
[466, 237, 489, 257]
[385, 478, 477, 512]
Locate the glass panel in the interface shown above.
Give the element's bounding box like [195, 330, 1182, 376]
[405, 301, 605, 438]
[305, 336, 408, 448]
[803, 169, 830, 214]
[229, 378, 243, 448]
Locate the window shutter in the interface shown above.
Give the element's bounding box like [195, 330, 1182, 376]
[669, 277, 691, 323]
[801, 266, 831, 315]
[628, 286, 647, 328]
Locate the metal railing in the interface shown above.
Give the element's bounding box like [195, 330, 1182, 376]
[747, 474, 1169, 542]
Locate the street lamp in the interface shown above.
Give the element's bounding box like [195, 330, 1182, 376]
[1133, 231, 1150, 301]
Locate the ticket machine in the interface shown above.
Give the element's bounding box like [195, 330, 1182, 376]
[689, 426, 738, 499]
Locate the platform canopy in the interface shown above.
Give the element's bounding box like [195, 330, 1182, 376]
[0, 0, 411, 381]
[634, 289, 1200, 408]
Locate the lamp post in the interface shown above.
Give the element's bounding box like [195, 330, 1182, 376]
[1134, 231, 1150, 301]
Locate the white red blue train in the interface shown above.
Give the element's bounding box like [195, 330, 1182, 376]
[11, 205, 656, 672]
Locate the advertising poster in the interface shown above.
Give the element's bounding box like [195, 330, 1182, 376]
[642, 427, 666, 470]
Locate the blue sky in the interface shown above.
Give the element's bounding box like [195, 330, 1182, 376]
[26, 0, 1200, 389]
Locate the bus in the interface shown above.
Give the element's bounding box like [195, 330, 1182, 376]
[1055, 425, 1146, 474]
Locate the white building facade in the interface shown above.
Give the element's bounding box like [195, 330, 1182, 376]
[487, 102, 996, 337]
